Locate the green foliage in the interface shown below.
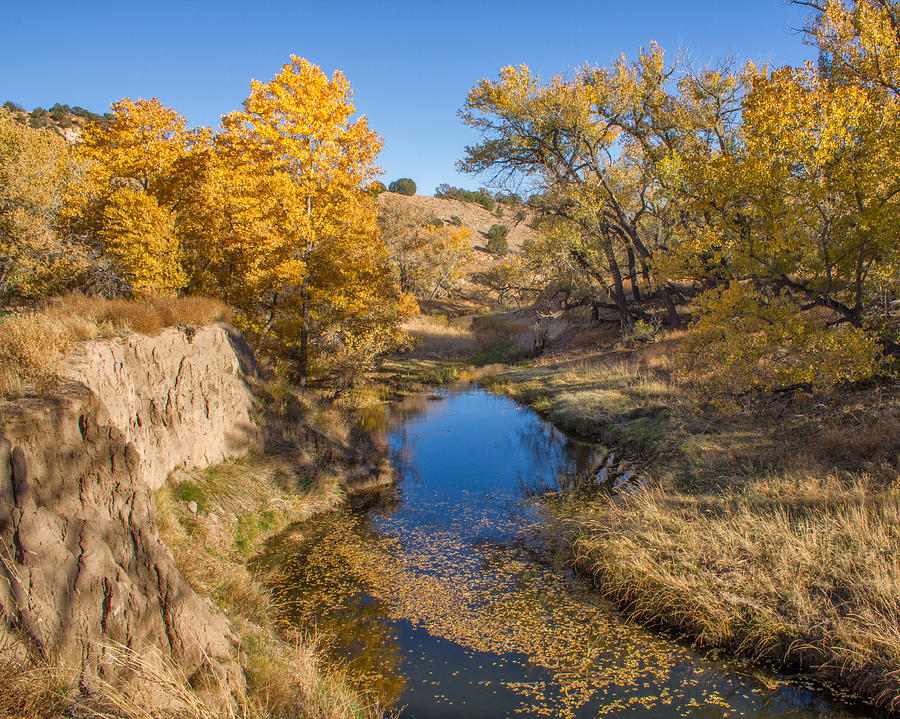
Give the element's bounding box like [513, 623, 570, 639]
[485, 224, 509, 255]
[2, 101, 23, 113]
[428, 217, 443, 228]
[389, 177, 417, 195]
[449, 215, 462, 226]
[434, 183, 496, 210]
[367, 180, 387, 196]
[495, 192, 522, 205]
[173, 479, 209, 512]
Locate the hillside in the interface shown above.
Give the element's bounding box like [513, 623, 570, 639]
[377, 191, 536, 252]
[376, 191, 540, 310]
[2, 101, 108, 141]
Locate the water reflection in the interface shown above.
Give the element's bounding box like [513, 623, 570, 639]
[257, 387, 869, 719]
[256, 514, 407, 704]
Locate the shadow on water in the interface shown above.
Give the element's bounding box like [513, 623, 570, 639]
[255, 386, 875, 719]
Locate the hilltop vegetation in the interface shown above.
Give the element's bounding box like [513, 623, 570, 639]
[2, 100, 110, 138]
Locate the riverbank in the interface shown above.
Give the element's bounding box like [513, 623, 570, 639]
[156, 381, 395, 719]
[0, 299, 394, 719]
[481, 336, 900, 715]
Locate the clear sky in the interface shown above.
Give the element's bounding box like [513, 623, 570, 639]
[2, 1, 816, 196]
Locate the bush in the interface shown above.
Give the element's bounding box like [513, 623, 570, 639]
[495, 192, 522, 205]
[449, 215, 462, 226]
[434, 184, 495, 211]
[2, 101, 23, 113]
[486, 225, 509, 255]
[428, 217, 444, 228]
[389, 177, 416, 195]
[487, 224, 508, 241]
[367, 180, 386, 197]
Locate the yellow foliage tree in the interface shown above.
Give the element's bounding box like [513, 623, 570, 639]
[0, 108, 82, 302]
[100, 188, 185, 295]
[213, 56, 406, 381]
[378, 203, 474, 300]
[459, 48, 688, 328]
[62, 97, 206, 296]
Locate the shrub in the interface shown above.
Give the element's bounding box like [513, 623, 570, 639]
[434, 184, 496, 210]
[487, 224, 508, 240]
[486, 224, 509, 255]
[2, 101, 23, 113]
[367, 180, 386, 197]
[449, 215, 462, 226]
[389, 177, 416, 195]
[495, 192, 522, 205]
[428, 217, 444, 228]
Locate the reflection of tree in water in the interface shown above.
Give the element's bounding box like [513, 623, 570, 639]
[513, 419, 598, 496]
[362, 393, 434, 484]
[254, 512, 407, 705]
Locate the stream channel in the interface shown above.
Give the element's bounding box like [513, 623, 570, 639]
[256, 386, 872, 719]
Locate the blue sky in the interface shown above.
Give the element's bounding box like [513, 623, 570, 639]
[2, 1, 816, 196]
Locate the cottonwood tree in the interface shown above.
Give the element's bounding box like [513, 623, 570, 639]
[459, 47, 691, 329]
[213, 56, 407, 382]
[61, 98, 207, 295]
[0, 108, 82, 302]
[661, 9, 900, 399]
[378, 203, 474, 300]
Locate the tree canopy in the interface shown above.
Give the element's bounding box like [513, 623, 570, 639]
[460, 2, 900, 401]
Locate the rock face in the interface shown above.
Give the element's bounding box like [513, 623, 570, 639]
[0, 323, 263, 704]
[59, 323, 262, 490]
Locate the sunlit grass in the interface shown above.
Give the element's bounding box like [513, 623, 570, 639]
[0, 294, 230, 398]
[485, 332, 900, 713]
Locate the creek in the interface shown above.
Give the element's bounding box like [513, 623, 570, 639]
[256, 387, 871, 719]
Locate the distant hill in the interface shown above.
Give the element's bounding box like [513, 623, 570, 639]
[2, 101, 110, 142]
[376, 191, 536, 253]
[377, 191, 541, 309]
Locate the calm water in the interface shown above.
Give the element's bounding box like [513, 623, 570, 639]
[258, 387, 872, 719]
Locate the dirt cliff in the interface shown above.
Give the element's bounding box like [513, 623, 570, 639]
[60, 324, 262, 490]
[0, 323, 264, 708]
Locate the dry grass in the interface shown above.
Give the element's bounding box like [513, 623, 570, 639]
[572, 475, 900, 711]
[0, 648, 70, 719]
[0, 295, 230, 397]
[156, 453, 384, 719]
[154, 382, 392, 719]
[401, 314, 477, 359]
[485, 333, 900, 713]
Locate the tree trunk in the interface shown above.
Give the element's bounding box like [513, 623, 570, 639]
[602, 243, 631, 328]
[626, 246, 641, 301]
[660, 285, 682, 329]
[298, 284, 310, 388]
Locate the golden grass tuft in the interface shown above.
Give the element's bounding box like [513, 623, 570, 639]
[0, 295, 230, 397]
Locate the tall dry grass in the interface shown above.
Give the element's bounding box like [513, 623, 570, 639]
[486, 333, 900, 713]
[0, 295, 230, 397]
[573, 473, 900, 711]
[156, 438, 386, 719]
